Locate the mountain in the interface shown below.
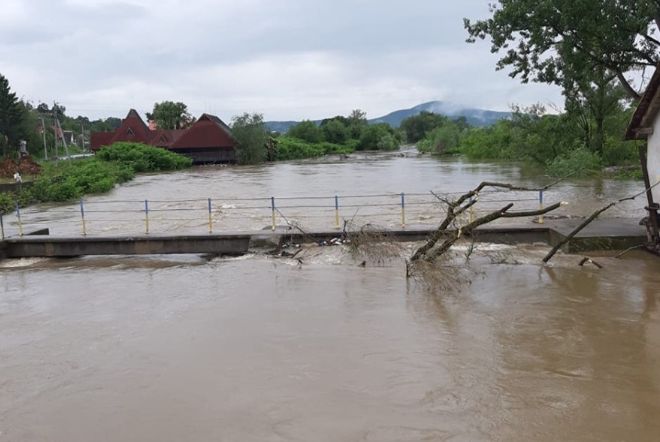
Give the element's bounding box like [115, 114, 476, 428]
[264, 101, 511, 133]
[369, 101, 511, 128]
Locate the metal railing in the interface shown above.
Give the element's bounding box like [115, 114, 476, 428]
[0, 189, 553, 239]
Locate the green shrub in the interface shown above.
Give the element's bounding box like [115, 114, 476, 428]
[275, 137, 325, 160]
[96, 142, 192, 171]
[357, 124, 400, 151]
[0, 192, 14, 214]
[546, 148, 603, 178]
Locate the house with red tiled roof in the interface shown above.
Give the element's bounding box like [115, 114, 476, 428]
[91, 109, 237, 164]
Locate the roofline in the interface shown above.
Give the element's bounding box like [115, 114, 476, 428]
[626, 63, 660, 140]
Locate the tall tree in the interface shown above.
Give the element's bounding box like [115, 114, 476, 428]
[231, 113, 268, 164]
[464, 0, 660, 99]
[0, 74, 26, 155]
[146, 101, 193, 130]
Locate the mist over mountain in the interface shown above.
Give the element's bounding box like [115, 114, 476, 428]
[265, 101, 511, 133]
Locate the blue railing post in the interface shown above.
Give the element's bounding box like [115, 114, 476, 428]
[144, 199, 150, 234]
[15, 203, 23, 237]
[335, 195, 340, 228]
[208, 198, 213, 233]
[80, 199, 87, 236]
[538, 190, 545, 224]
[271, 197, 276, 231]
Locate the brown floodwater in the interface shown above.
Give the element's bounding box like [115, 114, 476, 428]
[1, 244, 659, 441]
[1, 150, 645, 237]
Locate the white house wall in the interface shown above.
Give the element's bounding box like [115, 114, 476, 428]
[647, 111, 660, 204]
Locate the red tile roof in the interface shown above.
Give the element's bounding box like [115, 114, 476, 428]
[90, 110, 236, 152]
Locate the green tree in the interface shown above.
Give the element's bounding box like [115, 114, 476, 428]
[146, 101, 193, 130]
[358, 124, 399, 151]
[464, 0, 660, 99]
[231, 113, 268, 164]
[400, 111, 450, 142]
[287, 120, 323, 143]
[347, 109, 368, 139]
[321, 118, 350, 144]
[0, 74, 26, 156]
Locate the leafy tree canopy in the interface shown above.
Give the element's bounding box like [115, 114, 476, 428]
[464, 0, 660, 99]
[231, 113, 268, 165]
[0, 73, 26, 150]
[287, 120, 323, 143]
[146, 101, 193, 130]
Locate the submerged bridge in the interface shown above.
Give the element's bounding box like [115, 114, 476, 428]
[0, 189, 648, 260]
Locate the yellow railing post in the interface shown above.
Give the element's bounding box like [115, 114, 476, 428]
[335, 195, 340, 229]
[401, 193, 406, 227]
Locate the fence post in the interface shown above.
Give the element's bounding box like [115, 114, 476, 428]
[401, 193, 406, 227]
[0, 212, 4, 240]
[16, 203, 23, 237]
[271, 197, 276, 231]
[144, 200, 150, 234]
[80, 199, 87, 236]
[538, 190, 545, 224]
[208, 198, 213, 234]
[335, 195, 340, 229]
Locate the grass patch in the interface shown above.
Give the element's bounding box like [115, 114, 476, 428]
[0, 143, 191, 214]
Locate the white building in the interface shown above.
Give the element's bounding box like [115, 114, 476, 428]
[626, 67, 660, 246]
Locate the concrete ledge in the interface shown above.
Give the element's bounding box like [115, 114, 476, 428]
[0, 218, 648, 260]
[3, 234, 252, 258]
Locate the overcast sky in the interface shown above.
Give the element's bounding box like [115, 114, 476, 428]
[1, 0, 564, 121]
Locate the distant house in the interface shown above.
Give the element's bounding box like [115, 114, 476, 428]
[625, 66, 660, 246]
[91, 109, 237, 164]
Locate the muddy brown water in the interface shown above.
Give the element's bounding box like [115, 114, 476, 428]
[1, 243, 659, 441]
[2, 153, 658, 441]
[2, 151, 646, 237]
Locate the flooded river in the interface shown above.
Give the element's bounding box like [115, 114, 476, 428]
[4, 150, 646, 236]
[1, 152, 659, 441]
[1, 245, 659, 441]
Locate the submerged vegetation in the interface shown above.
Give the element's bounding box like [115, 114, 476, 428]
[230, 110, 403, 164]
[0, 142, 191, 213]
[408, 105, 642, 179]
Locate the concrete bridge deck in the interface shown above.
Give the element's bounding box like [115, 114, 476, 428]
[0, 218, 648, 260]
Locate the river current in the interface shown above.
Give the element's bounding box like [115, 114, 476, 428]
[1, 152, 659, 441]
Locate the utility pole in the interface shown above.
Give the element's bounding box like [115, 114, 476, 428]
[52, 102, 70, 159]
[40, 117, 48, 160]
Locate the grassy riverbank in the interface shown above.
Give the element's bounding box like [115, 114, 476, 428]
[0, 143, 191, 214]
[413, 112, 643, 180]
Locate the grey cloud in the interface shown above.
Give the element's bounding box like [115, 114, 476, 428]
[0, 0, 564, 120]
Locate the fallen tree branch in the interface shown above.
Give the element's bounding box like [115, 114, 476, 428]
[542, 180, 660, 264]
[542, 203, 615, 263]
[614, 244, 644, 259]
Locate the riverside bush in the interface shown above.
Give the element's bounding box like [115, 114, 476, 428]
[546, 148, 603, 178]
[96, 142, 192, 171]
[1, 143, 191, 212]
[275, 137, 354, 160]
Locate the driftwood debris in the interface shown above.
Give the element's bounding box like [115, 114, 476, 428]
[543, 181, 660, 264]
[410, 181, 563, 264]
[410, 180, 561, 262]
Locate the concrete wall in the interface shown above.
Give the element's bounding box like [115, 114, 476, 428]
[647, 112, 660, 204]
